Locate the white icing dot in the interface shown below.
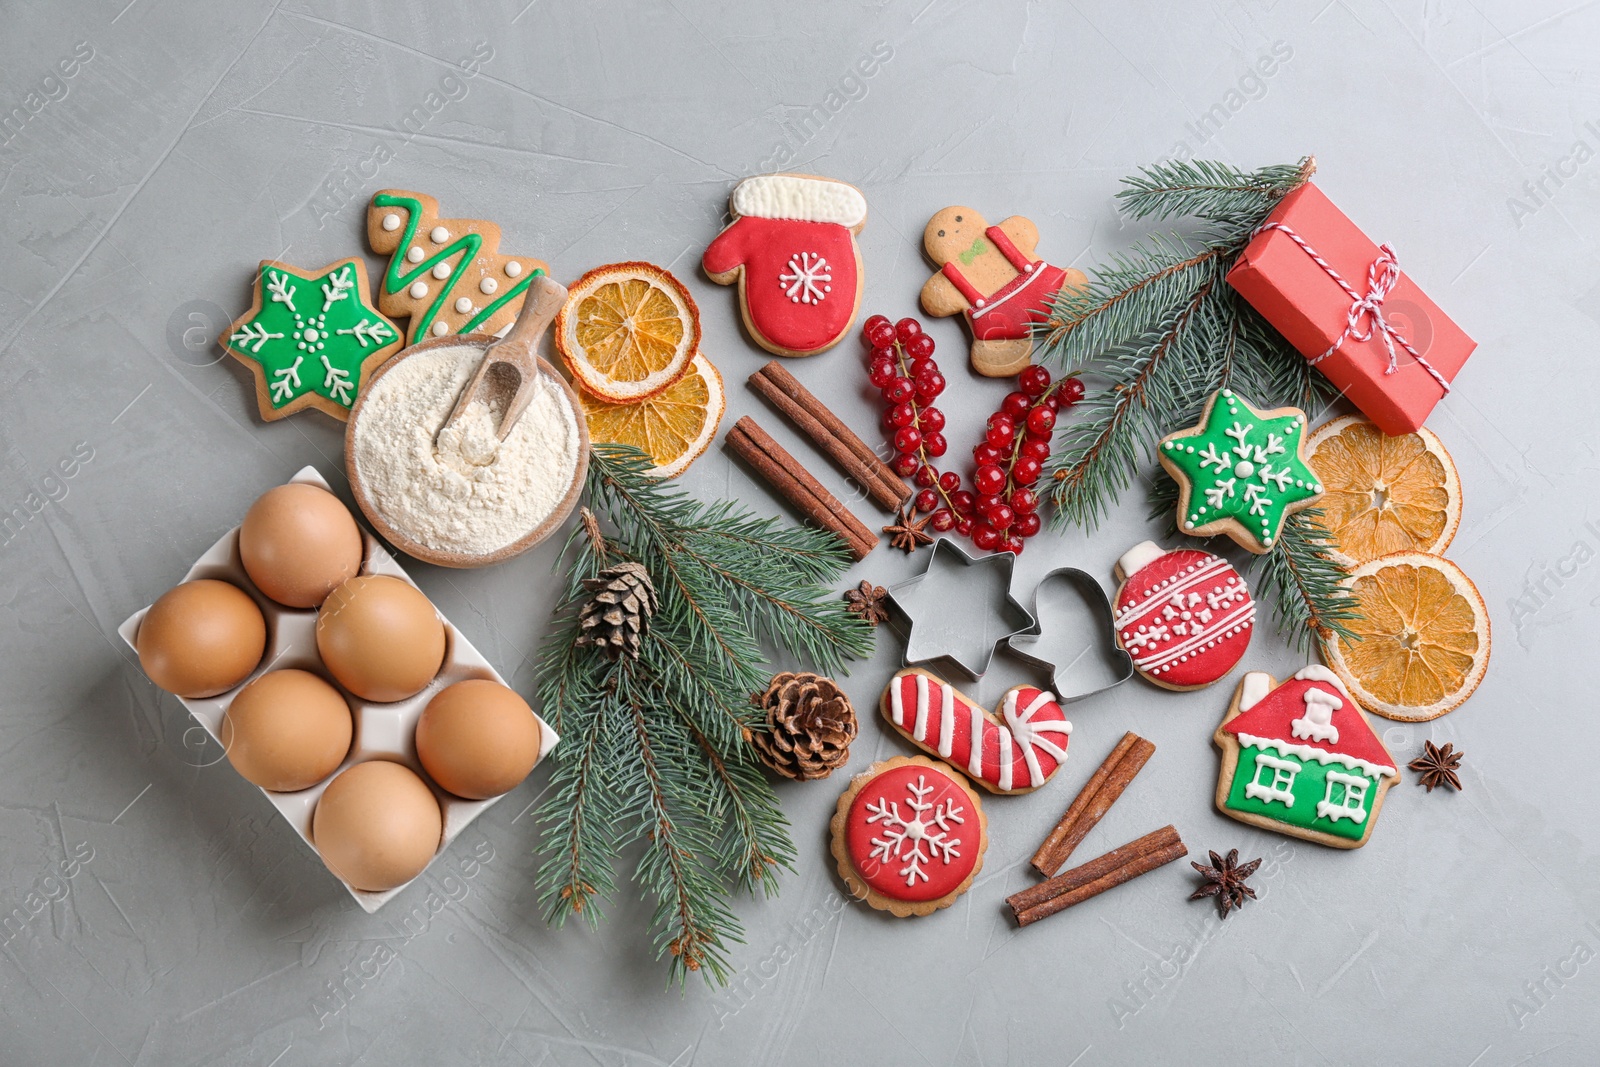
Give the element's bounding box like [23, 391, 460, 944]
[407, 246, 425, 263]
[505, 261, 523, 277]
[454, 297, 473, 314]
[304, 328, 320, 342]
[432, 262, 452, 280]
[431, 321, 449, 336]
[430, 226, 450, 244]
[479, 278, 498, 295]
[409, 281, 429, 299]
[974, 298, 986, 308]
[381, 213, 401, 231]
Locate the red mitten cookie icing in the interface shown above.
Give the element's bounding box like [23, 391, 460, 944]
[702, 174, 866, 356]
[830, 756, 986, 916]
[1112, 541, 1254, 690]
[880, 667, 1071, 794]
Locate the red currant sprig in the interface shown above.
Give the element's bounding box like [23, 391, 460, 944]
[969, 364, 1085, 555]
[862, 314, 959, 523]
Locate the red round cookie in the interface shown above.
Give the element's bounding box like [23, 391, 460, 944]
[1113, 543, 1254, 689]
[844, 762, 980, 902]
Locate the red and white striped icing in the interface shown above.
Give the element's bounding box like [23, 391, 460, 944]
[1114, 546, 1254, 688]
[882, 669, 1071, 793]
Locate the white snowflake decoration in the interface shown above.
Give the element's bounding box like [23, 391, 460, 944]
[865, 774, 965, 886]
[778, 251, 832, 305]
[321, 264, 355, 312]
[230, 321, 283, 354]
[270, 356, 303, 403]
[320, 354, 354, 405]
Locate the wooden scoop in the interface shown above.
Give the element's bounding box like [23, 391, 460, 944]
[435, 274, 569, 445]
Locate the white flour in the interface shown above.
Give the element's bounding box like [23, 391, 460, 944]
[351, 343, 581, 556]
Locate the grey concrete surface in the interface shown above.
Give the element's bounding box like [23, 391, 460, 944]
[2, 1, 1596, 1064]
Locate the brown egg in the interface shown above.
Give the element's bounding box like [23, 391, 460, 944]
[415, 679, 542, 800]
[239, 483, 364, 608]
[220, 669, 353, 792]
[137, 579, 266, 698]
[312, 760, 442, 891]
[316, 575, 445, 702]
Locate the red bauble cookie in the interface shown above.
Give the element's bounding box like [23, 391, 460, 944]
[830, 756, 987, 917]
[1112, 540, 1254, 691]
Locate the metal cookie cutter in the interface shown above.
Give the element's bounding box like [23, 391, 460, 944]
[887, 537, 1033, 680]
[1006, 567, 1134, 701]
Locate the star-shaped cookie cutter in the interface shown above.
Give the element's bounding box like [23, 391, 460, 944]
[1005, 567, 1134, 701]
[887, 538, 1033, 679]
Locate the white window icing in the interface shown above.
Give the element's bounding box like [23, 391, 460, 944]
[1316, 771, 1369, 824]
[1245, 753, 1299, 807]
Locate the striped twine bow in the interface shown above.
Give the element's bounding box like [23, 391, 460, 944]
[1253, 222, 1451, 396]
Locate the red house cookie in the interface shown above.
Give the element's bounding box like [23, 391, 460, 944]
[830, 756, 987, 917]
[702, 173, 866, 357]
[1112, 541, 1254, 691]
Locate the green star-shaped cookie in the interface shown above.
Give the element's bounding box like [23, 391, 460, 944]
[220, 257, 402, 422]
[1157, 389, 1324, 554]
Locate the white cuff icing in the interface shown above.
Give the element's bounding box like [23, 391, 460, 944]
[1116, 540, 1167, 580]
[732, 175, 867, 226]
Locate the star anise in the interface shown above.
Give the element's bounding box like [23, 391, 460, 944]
[882, 507, 934, 553]
[843, 580, 891, 626]
[1408, 740, 1463, 792]
[1189, 848, 1260, 919]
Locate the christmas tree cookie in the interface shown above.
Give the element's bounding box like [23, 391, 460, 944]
[220, 258, 401, 422]
[366, 190, 551, 346]
[1158, 389, 1324, 553]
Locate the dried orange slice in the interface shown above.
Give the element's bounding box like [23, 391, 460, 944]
[1308, 415, 1461, 567]
[577, 353, 724, 478]
[556, 262, 700, 402]
[1322, 552, 1489, 721]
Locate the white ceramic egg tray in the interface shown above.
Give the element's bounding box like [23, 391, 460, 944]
[118, 466, 558, 913]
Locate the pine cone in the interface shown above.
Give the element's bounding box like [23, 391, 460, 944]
[575, 562, 659, 661]
[748, 672, 857, 781]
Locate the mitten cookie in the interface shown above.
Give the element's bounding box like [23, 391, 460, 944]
[702, 173, 866, 357]
[1213, 666, 1397, 849]
[1158, 388, 1325, 553]
[1112, 541, 1254, 691]
[880, 667, 1071, 795]
[366, 190, 550, 346]
[219, 258, 401, 422]
[830, 755, 987, 917]
[919, 206, 1086, 377]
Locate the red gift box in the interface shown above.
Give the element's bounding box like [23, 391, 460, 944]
[1227, 182, 1474, 435]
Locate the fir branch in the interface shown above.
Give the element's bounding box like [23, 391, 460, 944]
[1117, 156, 1315, 222]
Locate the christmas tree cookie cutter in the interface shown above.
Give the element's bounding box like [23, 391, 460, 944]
[1005, 567, 1134, 701]
[887, 538, 1032, 679]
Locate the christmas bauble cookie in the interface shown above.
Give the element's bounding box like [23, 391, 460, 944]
[830, 755, 987, 917]
[1112, 541, 1255, 691]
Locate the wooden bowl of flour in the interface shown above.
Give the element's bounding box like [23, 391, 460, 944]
[345, 333, 590, 569]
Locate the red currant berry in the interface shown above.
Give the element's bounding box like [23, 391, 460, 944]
[1018, 365, 1052, 397]
[972, 443, 1004, 466]
[918, 407, 946, 432]
[1027, 407, 1057, 435]
[985, 504, 1015, 530]
[914, 464, 938, 489]
[915, 488, 938, 513]
[907, 333, 935, 360]
[985, 418, 1015, 449]
[869, 344, 896, 365]
[930, 508, 956, 532]
[939, 471, 961, 493]
[1043, 394, 1061, 412]
[922, 431, 948, 457]
[866, 320, 897, 348]
[909, 357, 938, 379]
[955, 517, 975, 537]
[1008, 487, 1038, 513]
[893, 427, 923, 454]
[868, 358, 896, 388]
[895, 317, 922, 342]
[974, 464, 1006, 496]
[1014, 512, 1042, 538]
[950, 490, 976, 514]
[1021, 439, 1051, 462]
[972, 524, 1001, 552]
[915, 373, 945, 401]
[975, 493, 1002, 513]
[1061, 377, 1086, 404]
[1002, 533, 1024, 555]
[891, 452, 919, 477]
[883, 377, 914, 404]
[1012, 457, 1043, 485]
[862, 314, 890, 339]
[1002, 391, 1032, 419]
[885, 402, 915, 428]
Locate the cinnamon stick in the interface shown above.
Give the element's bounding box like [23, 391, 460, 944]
[748, 361, 911, 512]
[726, 417, 875, 560]
[1030, 731, 1156, 876]
[1007, 825, 1187, 927]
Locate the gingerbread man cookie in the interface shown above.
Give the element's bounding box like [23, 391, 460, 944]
[919, 207, 1086, 378]
[702, 173, 867, 357]
[366, 190, 551, 346]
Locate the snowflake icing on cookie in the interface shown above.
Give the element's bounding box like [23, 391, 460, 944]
[865, 773, 965, 886]
[1160, 390, 1323, 550]
[778, 251, 832, 305]
[224, 260, 399, 414]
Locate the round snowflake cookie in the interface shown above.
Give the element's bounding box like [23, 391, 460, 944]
[830, 755, 987, 917]
[1112, 541, 1255, 691]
